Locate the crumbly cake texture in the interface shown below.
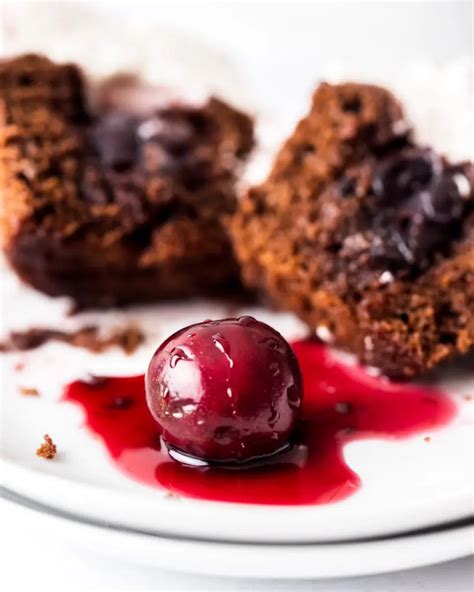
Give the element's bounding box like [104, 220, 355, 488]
[231, 82, 474, 378]
[0, 54, 254, 307]
[36, 434, 57, 459]
[19, 386, 39, 396]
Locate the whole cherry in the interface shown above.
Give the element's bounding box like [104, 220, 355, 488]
[146, 317, 302, 465]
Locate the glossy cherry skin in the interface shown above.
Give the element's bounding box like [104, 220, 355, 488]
[146, 317, 302, 464]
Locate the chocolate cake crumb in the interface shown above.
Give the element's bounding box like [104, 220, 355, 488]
[109, 325, 144, 355]
[36, 434, 57, 459]
[19, 386, 39, 396]
[0, 325, 144, 354]
[424, 436, 431, 443]
[164, 491, 180, 500]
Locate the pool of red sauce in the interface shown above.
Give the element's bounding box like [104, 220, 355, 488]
[64, 340, 456, 505]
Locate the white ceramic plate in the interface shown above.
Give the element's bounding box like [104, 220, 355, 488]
[1, 487, 472, 579]
[1, 270, 473, 552]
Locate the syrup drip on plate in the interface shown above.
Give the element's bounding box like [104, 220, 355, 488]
[64, 341, 456, 505]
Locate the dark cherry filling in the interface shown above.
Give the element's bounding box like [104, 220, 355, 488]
[81, 105, 214, 204]
[145, 317, 302, 464]
[91, 112, 139, 172]
[339, 148, 472, 276]
[370, 148, 471, 271]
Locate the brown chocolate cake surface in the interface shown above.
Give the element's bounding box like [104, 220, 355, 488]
[231, 82, 474, 378]
[0, 54, 254, 307]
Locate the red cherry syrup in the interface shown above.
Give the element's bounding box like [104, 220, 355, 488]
[64, 341, 456, 505]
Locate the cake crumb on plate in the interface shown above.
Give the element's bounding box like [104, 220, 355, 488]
[36, 434, 57, 460]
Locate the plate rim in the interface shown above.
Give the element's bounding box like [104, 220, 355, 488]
[2, 484, 473, 545]
[2, 458, 472, 544]
[2, 486, 472, 580]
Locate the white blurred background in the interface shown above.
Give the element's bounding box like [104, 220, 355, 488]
[2, 1, 473, 166]
[3, 1, 473, 84]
